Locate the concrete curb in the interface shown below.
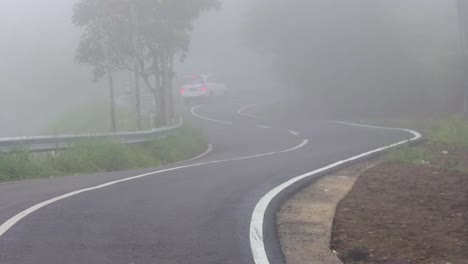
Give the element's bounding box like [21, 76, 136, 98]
[277, 161, 381, 264]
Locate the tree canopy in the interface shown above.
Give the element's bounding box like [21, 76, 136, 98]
[73, 0, 220, 129]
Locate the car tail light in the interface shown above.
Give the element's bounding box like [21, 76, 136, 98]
[180, 88, 186, 94]
[202, 87, 208, 92]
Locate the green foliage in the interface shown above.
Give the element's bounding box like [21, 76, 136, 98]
[145, 125, 207, 163]
[73, 0, 221, 79]
[0, 126, 206, 182]
[388, 145, 432, 165]
[73, 0, 221, 127]
[0, 150, 53, 182]
[428, 116, 468, 147]
[54, 139, 152, 174]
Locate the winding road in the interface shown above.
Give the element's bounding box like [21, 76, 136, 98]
[0, 100, 418, 264]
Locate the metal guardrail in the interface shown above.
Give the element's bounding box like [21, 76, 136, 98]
[0, 119, 183, 153]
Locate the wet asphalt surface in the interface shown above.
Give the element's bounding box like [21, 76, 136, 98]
[0, 100, 412, 264]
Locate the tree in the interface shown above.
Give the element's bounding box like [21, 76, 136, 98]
[73, 0, 133, 132]
[136, 0, 220, 125]
[73, 0, 220, 129]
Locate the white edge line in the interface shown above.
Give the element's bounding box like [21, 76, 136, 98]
[249, 122, 422, 264]
[0, 139, 308, 238]
[237, 104, 252, 115]
[280, 139, 308, 153]
[175, 144, 213, 164]
[237, 104, 261, 119]
[191, 105, 233, 125]
[289, 131, 300, 136]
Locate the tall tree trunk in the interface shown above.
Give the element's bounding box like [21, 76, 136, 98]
[152, 57, 164, 126]
[128, 70, 135, 113]
[131, 3, 142, 130]
[160, 52, 169, 126]
[107, 70, 117, 133]
[167, 53, 175, 121]
[99, 20, 117, 133]
[133, 62, 142, 130]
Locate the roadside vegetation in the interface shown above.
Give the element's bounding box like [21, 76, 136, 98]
[388, 116, 468, 171]
[428, 115, 468, 147]
[0, 126, 207, 183]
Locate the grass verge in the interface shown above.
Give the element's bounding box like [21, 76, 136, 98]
[0, 126, 207, 183]
[388, 145, 432, 165]
[427, 115, 468, 147]
[387, 115, 468, 170]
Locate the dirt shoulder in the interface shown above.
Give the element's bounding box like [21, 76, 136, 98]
[278, 117, 468, 264]
[332, 145, 468, 264]
[278, 143, 468, 264]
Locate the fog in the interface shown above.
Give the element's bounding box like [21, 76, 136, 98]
[244, 0, 464, 118]
[0, 0, 105, 136]
[0, 0, 465, 136]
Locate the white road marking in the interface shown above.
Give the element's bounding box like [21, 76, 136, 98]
[0, 139, 308, 238]
[256, 125, 271, 129]
[330, 121, 422, 138]
[174, 144, 213, 164]
[249, 122, 421, 264]
[231, 152, 277, 161]
[237, 104, 253, 115]
[280, 139, 308, 153]
[289, 131, 300, 136]
[237, 104, 261, 119]
[191, 105, 233, 125]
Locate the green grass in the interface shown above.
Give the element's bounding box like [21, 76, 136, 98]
[388, 145, 432, 165]
[387, 115, 468, 165]
[0, 126, 207, 182]
[428, 115, 468, 147]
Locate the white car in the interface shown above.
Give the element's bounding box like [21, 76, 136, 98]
[180, 74, 228, 104]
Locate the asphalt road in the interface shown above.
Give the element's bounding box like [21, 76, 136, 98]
[0, 99, 413, 264]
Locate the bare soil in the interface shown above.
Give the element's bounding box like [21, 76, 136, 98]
[332, 147, 468, 264]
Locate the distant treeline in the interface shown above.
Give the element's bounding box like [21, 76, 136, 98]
[246, 0, 466, 118]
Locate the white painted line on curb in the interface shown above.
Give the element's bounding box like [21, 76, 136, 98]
[0, 139, 308, 238]
[256, 125, 271, 129]
[191, 105, 233, 125]
[249, 122, 421, 264]
[289, 131, 300, 136]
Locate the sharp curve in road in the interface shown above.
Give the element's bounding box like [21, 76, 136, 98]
[0, 100, 418, 264]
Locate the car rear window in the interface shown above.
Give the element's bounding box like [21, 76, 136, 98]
[184, 76, 204, 85]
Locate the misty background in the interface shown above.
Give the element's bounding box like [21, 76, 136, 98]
[0, 0, 464, 136]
